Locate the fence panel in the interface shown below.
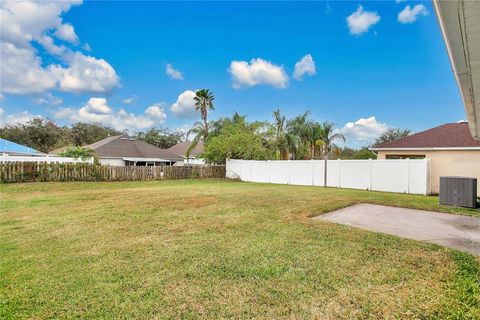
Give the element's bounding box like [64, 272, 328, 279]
[240, 161, 252, 182]
[339, 160, 371, 190]
[325, 160, 340, 188]
[289, 161, 314, 186]
[226, 159, 242, 179]
[250, 161, 270, 183]
[371, 160, 408, 193]
[0, 162, 225, 183]
[270, 161, 289, 184]
[226, 159, 431, 195]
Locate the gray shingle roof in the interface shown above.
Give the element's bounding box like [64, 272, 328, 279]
[371, 122, 480, 149]
[85, 136, 183, 160]
[167, 140, 204, 157]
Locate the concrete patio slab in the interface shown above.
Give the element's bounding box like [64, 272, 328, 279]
[313, 204, 480, 255]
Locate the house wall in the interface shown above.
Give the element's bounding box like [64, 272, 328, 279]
[173, 158, 206, 166]
[377, 150, 480, 195]
[98, 158, 125, 166]
[185, 158, 205, 165]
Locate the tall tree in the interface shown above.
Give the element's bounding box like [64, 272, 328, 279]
[272, 109, 289, 160]
[374, 128, 411, 146]
[286, 111, 312, 159]
[70, 122, 121, 146]
[193, 89, 215, 137]
[186, 121, 208, 157]
[135, 127, 183, 149]
[0, 118, 68, 153]
[319, 122, 345, 187]
[307, 122, 325, 159]
[202, 114, 270, 164]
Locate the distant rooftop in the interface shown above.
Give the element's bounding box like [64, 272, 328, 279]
[85, 135, 183, 160]
[371, 122, 480, 150]
[167, 140, 204, 158]
[0, 138, 43, 155]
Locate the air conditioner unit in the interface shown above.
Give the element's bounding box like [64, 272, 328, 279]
[439, 176, 477, 208]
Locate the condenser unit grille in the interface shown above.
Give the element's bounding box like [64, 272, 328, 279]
[439, 176, 477, 208]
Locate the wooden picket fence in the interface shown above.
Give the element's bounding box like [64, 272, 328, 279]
[0, 162, 225, 183]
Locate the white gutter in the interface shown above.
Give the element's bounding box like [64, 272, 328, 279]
[432, 0, 479, 139]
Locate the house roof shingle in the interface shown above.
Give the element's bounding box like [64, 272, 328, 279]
[371, 122, 480, 149]
[167, 140, 204, 157]
[84, 135, 183, 160]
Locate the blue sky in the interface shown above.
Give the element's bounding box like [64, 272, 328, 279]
[0, 1, 467, 147]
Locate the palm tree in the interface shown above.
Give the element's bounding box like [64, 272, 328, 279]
[272, 109, 289, 160]
[307, 122, 325, 159]
[186, 121, 208, 158]
[286, 111, 311, 159]
[319, 121, 345, 186]
[193, 89, 215, 137]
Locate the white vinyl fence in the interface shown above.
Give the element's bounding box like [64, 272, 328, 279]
[226, 159, 431, 195]
[0, 154, 94, 164]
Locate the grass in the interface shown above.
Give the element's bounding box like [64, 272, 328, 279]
[0, 179, 479, 319]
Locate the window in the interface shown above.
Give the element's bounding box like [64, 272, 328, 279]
[385, 154, 426, 159]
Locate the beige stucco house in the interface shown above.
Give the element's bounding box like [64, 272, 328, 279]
[370, 122, 480, 196]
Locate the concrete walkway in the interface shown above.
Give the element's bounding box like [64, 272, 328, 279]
[313, 204, 480, 255]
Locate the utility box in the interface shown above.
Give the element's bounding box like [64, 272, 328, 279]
[439, 176, 477, 208]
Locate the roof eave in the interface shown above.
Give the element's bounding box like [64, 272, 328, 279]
[369, 147, 480, 151]
[432, 0, 479, 139]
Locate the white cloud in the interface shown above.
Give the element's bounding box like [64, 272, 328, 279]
[54, 23, 78, 44]
[398, 5, 428, 24]
[0, 42, 58, 94]
[82, 43, 91, 52]
[0, 1, 119, 95]
[170, 90, 197, 118]
[145, 103, 167, 122]
[293, 54, 316, 80]
[37, 35, 67, 56]
[51, 52, 120, 93]
[82, 97, 113, 115]
[228, 58, 289, 89]
[166, 63, 183, 80]
[340, 116, 388, 147]
[54, 97, 166, 131]
[346, 6, 380, 35]
[0, 107, 42, 127]
[34, 93, 63, 106]
[122, 95, 137, 104]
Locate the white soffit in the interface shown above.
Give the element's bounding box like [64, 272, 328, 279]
[433, 0, 480, 139]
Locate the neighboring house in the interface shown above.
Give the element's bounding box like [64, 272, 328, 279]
[0, 138, 43, 156]
[53, 135, 183, 166]
[167, 140, 205, 165]
[370, 122, 480, 195]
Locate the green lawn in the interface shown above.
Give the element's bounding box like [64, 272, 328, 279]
[1, 179, 479, 319]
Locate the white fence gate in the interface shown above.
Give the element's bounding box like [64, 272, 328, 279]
[226, 159, 431, 195]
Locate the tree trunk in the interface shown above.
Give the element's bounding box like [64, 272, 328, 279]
[203, 117, 208, 138]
